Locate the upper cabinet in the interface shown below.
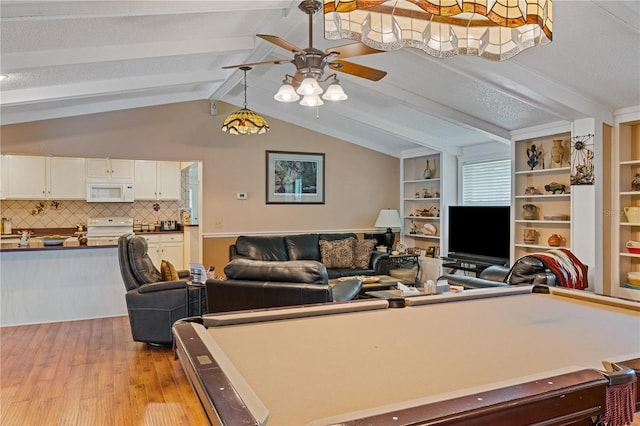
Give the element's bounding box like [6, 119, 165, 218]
[134, 160, 181, 200]
[2, 155, 86, 200]
[512, 130, 572, 260]
[611, 109, 640, 301]
[86, 158, 134, 181]
[0, 155, 184, 202]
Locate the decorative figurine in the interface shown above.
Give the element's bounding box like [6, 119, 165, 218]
[526, 144, 543, 170]
[410, 221, 417, 234]
[544, 182, 567, 194]
[632, 173, 640, 191]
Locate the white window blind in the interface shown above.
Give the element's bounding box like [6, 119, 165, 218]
[462, 159, 511, 205]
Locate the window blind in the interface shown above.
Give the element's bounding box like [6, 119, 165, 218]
[462, 159, 511, 206]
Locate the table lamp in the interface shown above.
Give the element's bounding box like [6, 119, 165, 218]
[374, 209, 402, 252]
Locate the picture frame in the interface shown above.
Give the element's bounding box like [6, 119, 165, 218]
[266, 151, 325, 204]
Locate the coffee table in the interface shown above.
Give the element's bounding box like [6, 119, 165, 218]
[329, 275, 415, 293]
[365, 288, 428, 300]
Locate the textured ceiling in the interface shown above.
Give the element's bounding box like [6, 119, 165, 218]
[1, 1, 639, 157]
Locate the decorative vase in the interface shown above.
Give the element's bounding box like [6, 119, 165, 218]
[632, 173, 640, 191]
[521, 204, 539, 220]
[551, 139, 565, 165]
[523, 228, 538, 244]
[548, 234, 563, 247]
[423, 160, 432, 179]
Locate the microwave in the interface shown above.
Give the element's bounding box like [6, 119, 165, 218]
[86, 183, 135, 203]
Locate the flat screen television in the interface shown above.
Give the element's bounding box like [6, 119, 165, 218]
[447, 205, 510, 265]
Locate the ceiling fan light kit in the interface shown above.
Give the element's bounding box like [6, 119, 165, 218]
[323, 0, 553, 61]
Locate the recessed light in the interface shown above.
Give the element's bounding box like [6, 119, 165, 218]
[0, 74, 7, 81]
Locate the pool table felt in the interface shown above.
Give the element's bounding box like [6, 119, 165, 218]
[196, 289, 640, 426]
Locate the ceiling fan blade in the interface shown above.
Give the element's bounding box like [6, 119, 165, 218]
[326, 43, 383, 59]
[222, 59, 291, 69]
[257, 34, 305, 55]
[329, 60, 387, 81]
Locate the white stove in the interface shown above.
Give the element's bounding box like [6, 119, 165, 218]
[86, 217, 134, 245]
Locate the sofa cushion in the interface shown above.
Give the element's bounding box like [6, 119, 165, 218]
[160, 259, 179, 281]
[224, 258, 329, 284]
[235, 236, 289, 261]
[285, 234, 320, 261]
[319, 237, 356, 269]
[128, 237, 162, 284]
[354, 239, 376, 269]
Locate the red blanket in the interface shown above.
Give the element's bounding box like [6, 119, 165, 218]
[527, 248, 588, 290]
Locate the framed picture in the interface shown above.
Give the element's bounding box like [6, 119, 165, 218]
[266, 151, 325, 204]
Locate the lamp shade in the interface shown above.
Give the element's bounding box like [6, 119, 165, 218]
[296, 77, 323, 96]
[374, 209, 401, 229]
[221, 108, 270, 135]
[274, 84, 300, 102]
[324, 0, 553, 61]
[322, 83, 348, 101]
[299, 94, 324, 107]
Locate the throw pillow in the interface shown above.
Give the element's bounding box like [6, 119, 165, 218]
[319, 238, 356, 269]
[354, 239, 376, 269]
[161, 259, 179, 281]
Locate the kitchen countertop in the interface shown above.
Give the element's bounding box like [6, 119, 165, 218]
[0, 238, 117, 252]
[0, 229, 184, 252]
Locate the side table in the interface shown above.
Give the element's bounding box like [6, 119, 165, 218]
[185, 281, 207, 317]
[388, 254, 421, 283]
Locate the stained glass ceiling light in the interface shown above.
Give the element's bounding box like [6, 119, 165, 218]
[324, 0, 553, 61]
[221, 67, 270, 135]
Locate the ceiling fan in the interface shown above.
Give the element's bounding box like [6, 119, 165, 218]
[222, 0, 387, 105]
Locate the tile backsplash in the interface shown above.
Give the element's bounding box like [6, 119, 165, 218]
[0, 199, 183, 229]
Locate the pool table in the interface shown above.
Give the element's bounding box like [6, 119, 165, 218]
[173, 285, 640, 426]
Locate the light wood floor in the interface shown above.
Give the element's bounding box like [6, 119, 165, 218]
[0, 316, 208, 426]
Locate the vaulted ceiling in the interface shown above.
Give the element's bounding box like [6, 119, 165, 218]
[1, 1, 639, 157]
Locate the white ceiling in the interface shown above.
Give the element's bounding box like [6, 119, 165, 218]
[1, 1, 639, 157]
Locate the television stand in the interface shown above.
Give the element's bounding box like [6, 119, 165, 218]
[442, 254, 508, 277]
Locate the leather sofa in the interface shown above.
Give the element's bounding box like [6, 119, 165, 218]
[206, 258, 362, 313]
[229, 233, 389, 279]
[439, 256, 558, 289]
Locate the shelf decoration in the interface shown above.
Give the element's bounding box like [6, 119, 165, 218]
[570, 134, 595, 185]
[526, 144, 543, 170]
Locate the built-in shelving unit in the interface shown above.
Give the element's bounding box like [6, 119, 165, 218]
[512, 130, 572, 260]
[611, 109, 640, 301]
[401, 153, 442, 252]
[400, 151, 456, 257]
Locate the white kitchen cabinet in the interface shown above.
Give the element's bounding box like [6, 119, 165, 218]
[0, 155, 7, 199]
[2, 155, 85, 200]
[86, 158, 134, 181]
[143, 233, 184, 270]
[4, 155, 47, 199]
[48, 157, 86, 199]
[134, 160, 181, 200]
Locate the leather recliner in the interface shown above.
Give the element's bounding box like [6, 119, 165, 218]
[439, 256, 557, 289]
[206, 258, 362, 313]
[118, 234, 199, 345]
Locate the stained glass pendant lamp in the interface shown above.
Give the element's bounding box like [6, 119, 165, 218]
[221, 67, 270, 135]
[324, 0, 553, 61]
